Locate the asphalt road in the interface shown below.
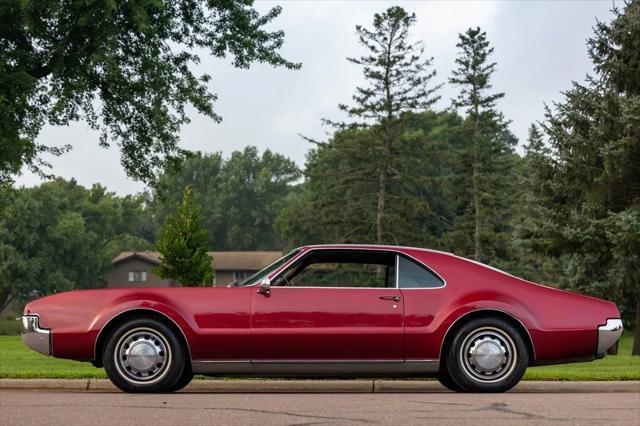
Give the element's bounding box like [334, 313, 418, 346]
[1, 390, 639, 426]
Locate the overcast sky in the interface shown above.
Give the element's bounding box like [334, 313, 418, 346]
[15, 0, 614, 195]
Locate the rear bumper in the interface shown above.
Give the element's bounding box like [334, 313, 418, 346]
[596, 318, 623, 357]
[21, 315, 51, 356]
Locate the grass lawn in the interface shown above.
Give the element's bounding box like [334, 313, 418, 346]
[524, 332, 640, 381]
[0, 333, 638, 380]
[0, 335, 106, 379]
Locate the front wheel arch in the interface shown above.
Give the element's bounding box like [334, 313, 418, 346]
[93, 309, 191, 368]
[440, 309, 535, 365]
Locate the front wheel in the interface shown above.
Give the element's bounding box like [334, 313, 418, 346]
[103, 317, 187, 393]
[436, 368, 463, 392]
[444, 317, 529, 393]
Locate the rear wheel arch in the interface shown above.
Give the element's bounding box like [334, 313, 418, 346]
[93, 308, 192, 368]
[440, 309, 535, 365]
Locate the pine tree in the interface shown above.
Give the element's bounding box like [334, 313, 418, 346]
[533, 1, 640, 354]
[510, 124, 562, 283]
[327, 6, 440, 244]
[280, 111, 463, 249]
[155, 186, 213, 286]
[446, 27, 517, 263]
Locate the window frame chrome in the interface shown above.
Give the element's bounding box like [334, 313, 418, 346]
[259, 247, 447, 290]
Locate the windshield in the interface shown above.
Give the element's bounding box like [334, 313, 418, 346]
[239, 249, 301, 286]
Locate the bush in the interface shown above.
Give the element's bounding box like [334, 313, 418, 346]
[0, 318, 21, 335]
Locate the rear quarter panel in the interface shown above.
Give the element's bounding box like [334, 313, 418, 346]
[403, 249, 619, 362]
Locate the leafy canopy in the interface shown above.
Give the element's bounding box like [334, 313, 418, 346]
[0, 0, 299, 185]
[0, 179, 151, 310]
[149, 147, 300, 250]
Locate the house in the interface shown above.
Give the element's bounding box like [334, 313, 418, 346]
[105, 251, 282, 288]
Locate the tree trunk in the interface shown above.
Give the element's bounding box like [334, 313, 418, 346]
[472, 98, 482, 262]
[0, 291, 13, 313]
[633, 289, 640, 356]
[376, 34, 394, 247]
[376, 162, 388, 245]
[472, 164, 482, 262]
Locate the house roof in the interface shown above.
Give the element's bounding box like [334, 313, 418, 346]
[112, 251, 282, 271]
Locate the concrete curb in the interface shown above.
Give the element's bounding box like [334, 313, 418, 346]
[1, 379, 639, 393]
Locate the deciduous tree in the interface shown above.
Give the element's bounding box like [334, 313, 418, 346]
[0, 179, 151, 310]
[0, 0, 298, 185]
[149, 147, 300, 250]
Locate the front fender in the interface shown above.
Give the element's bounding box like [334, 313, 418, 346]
[90, 302, 197, 362]
[26, 290, 196, 361]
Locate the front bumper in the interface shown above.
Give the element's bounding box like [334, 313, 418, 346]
[21, 315, 51, 356]
[596, 318, 623, 357]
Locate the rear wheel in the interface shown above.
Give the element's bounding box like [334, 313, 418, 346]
[445, 317, 528, 393]
[103, 317, 186, 393]
[168, 365, 194, 392]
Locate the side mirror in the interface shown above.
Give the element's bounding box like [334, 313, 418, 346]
[257, 278, 271, 295]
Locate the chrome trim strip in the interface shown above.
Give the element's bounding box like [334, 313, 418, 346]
[272, 287, 399, 290]
[396, 254, 446, 290]
[395, 254, 400, 289]
[252, 359, 404, 364]
[597, 318, 623, 356]
[439, 308, 536, 361]
[239, 248, 303, 286]
[21, 314, 51, 356]
[93, 307, 192, 362]
[192, 359, 439, 376]
[267, 248, 308, 282]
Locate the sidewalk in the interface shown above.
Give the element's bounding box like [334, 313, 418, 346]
[1, 379, 639, 393]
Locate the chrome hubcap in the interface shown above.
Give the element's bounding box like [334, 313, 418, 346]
[115, 328, 171, 384]
[460, 327, 517, 383]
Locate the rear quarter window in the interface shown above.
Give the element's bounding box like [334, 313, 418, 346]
[398, 256, 444, 288]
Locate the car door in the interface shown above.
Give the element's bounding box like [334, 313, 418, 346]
[251, 249, 404, 361]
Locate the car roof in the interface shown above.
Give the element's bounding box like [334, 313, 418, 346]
[297, 243, 449, 256]
[295, 244, 519, 279]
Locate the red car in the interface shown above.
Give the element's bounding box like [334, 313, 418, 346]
[22, 244, 623, 393]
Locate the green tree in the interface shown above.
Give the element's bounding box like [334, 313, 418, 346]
[509, 124, 562, 283]
[326, 6, 440, 244]
[149, 147, 300, 250]
[529, 1, 640, 354]
[445, 27, 517, 265]
[0, 0, 299, 185]
[0, 179, 151, 309]
[155, 186, 213, 286]
[279, 111, 464, 249]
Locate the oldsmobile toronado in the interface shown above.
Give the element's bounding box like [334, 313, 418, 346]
[21, 244, 623, 393]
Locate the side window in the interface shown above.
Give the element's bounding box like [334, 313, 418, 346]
[398, 256, 444, 288]
[276, 250, 396, 288]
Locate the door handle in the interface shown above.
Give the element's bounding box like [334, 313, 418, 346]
[379, 295, 401, 302]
